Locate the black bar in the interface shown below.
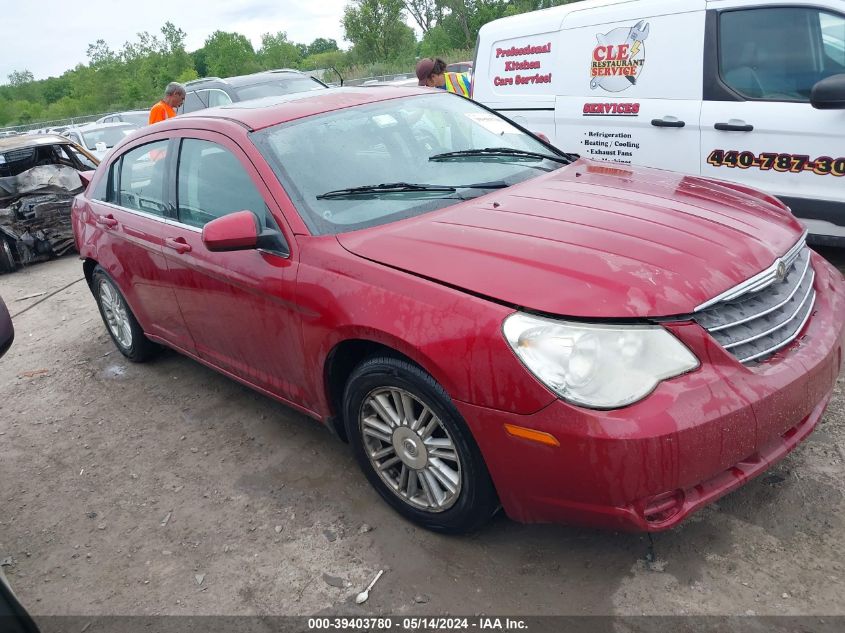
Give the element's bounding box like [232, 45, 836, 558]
[651, 119, 685, 128]
[714, 122, 754, 131]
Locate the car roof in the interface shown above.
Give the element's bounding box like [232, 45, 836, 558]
[0, 133, 74, 152]
[187, 70, 314, 90]
[78, 122, 138, 131]
[177, 86, 438, 131]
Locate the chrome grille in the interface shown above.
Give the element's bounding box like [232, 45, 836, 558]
[694, 234, 815, 364]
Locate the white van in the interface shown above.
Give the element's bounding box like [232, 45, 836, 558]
[472, 0, 845, 244]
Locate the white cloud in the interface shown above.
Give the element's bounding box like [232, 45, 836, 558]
[0, 0, 355, 83]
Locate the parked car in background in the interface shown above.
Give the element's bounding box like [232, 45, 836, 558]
[72, 87, 844, 534]
[95, 110, 150, 127]
[63, 122, 139, 161]
[446, 61, 473, 74]
[178, 70, 328, 114]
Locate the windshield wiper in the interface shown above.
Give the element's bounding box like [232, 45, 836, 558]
[429, 147, 571, 164]
[316, 182, 457, 199]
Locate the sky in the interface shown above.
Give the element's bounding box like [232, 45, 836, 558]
[0, 0, 362, 83]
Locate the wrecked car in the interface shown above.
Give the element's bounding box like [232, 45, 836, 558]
[0, 134, 98, 273]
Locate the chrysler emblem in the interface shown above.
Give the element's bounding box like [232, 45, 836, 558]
[776, 260, 787, 282]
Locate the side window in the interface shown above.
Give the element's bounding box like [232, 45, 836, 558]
[181, 90, 207, 114]
[821, 12, 845, 67]
[176, 138, 286, 242]
[206, 89, 233, 108]
[115, 140, 170, 216]
[64, 144, 98, 170]
[719, 8, 845, 101]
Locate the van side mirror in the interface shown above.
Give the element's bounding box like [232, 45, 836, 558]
[202, 211, 260, 252]
[811, 74, 845, 110]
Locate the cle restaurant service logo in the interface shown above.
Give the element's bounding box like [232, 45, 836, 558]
[590, 20, 650, 92]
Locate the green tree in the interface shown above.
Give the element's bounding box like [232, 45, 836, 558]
[307, 38, 340, 56]
[203, 31, 260, 77]
[343, 0, 418, 62]
[258, 32, 302, 69]
[403, 0, 441, 33]
[7, 69, 35, 87]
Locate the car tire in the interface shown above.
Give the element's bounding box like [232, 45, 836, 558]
[0, 239, 17, 274]
[91, 266, 158, 362]
[343, 355, 498, 533]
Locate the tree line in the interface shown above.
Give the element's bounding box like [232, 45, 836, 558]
[0, 1, 578, 128]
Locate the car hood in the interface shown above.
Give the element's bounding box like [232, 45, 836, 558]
[336, 159, 806, 318]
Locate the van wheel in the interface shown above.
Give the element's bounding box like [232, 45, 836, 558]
[92, 267, 157, 362]
[343, 356, 498, 533]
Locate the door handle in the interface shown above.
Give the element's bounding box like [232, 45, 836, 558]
[95, 214, 118, 228]
[164, 237, 192, 254]
[651, 118, 685, 128]
[715, 122, 754, 132]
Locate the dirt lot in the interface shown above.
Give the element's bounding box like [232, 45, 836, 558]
[1, 249, 844, 619]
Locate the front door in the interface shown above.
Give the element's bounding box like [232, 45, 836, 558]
[158, 132, 304, 402]
[701, 4, 845, 238]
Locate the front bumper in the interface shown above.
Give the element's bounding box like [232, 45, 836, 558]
[458, 253, 845, 531]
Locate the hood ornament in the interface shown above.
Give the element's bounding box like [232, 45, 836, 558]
[776, 260, 787, 282]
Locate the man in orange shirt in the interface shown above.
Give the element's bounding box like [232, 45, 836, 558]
[148, 82, 186, 125]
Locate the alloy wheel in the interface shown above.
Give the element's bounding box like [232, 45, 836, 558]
[359, 387, 462, 512]
[98, 279, 133, 350]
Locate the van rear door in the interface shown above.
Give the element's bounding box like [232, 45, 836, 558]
[554, 1, 705, 171]
[701, 3, 845, 242]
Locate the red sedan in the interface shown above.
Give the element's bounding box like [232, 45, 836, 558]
[71, 88, 845, 533]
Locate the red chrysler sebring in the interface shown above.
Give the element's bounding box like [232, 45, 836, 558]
[71, 88, 845, 533]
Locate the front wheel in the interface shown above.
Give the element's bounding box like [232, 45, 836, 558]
[343, 356, 498, 533]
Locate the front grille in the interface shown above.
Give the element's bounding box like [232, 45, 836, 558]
[694, 234, 815, 364]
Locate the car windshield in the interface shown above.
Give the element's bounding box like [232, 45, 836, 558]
[234, 77, 326, 101]
[252, 92, 570, 235]
[80, 125, 135, 150]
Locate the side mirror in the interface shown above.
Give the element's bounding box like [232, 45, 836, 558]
[202, 211, 260, 252]
[811, 74, 845, 110]
[78, 170, 95, 189]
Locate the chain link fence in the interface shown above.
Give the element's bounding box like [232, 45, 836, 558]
[0, 112, 113, 136]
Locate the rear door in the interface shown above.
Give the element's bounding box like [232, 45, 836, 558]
[158, 131, 304, 402]
[701, 2, 845, 239]
[85, 138, 194, 348]
[555, 0, 705, 171]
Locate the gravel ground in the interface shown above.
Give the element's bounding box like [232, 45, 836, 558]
[0, 249, 843, 618]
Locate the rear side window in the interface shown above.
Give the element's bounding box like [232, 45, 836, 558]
[205, 89, 233, 107]
[181, 91, 207, 113]
[115, 140, 170, 216]
[175, 139, 287, 253]
[719, 8, 845, 101]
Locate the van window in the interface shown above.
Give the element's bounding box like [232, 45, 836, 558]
[719, 8, 845, 102]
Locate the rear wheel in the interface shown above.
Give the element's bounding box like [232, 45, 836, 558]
[343, 356, 498, 533]
[92, 267, 157, 362]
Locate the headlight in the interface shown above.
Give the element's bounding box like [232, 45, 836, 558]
[503, 313, 699, 409]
